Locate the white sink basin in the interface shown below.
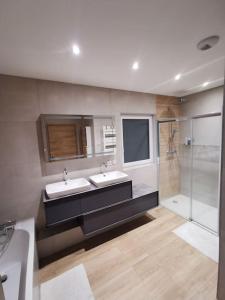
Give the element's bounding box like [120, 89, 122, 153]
[46, 178, 91, 199]
[89, 171, 129, 188]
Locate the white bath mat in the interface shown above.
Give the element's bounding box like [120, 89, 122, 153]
[173, 222, 219, 262]
[41, 264, 95, 300]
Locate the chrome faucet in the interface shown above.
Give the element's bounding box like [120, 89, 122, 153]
[102, 162, 107, 168]
[0, 221, 16, 297]
[0, 279, 5, 300]
[0, 220, 16, 236]
[100, 161, 111, 176]
[63, 168, 68, 184]
[0, 220, 16, 260]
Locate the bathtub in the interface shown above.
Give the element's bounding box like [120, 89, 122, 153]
[0, 218, 40, 300]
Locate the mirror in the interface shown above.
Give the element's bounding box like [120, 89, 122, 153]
[40, 114, 116, 162]
[93, 116, 116, 156]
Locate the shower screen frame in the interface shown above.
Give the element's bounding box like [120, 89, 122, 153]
[157, 112, 222, 234]
[190, 112, 222, 234]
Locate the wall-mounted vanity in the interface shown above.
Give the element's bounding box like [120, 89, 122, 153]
[42, 171, 158, 236]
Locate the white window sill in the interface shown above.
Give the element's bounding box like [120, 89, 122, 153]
[123, 161, 155, 171]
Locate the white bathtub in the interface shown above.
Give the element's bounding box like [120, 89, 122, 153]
[0, 218, 40, 300]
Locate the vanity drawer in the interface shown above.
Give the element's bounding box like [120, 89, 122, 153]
[82, 180, 132, 213]
[82, 191, 158, 235]
[44, 196, 82, 227]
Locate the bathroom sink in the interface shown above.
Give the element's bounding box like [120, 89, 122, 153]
[89, 171, 129, 188]
[46, 178, 91, 199]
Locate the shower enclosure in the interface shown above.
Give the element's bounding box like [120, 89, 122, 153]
[158, 113, 222, 233]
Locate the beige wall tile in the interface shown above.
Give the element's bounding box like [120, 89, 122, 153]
[182, 86, 223, 117]
[110, 89, 156, 114]
[38, 81, 112, 115]
[0, 121, 40, 164]
[0, 75, 39, 122]
[0, 162, 43, 222]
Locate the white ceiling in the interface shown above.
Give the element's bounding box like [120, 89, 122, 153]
[0, 0, 224, 96]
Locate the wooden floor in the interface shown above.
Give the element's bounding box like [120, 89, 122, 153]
[39, 207, 218, 300]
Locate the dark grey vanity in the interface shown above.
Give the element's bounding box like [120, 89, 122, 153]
[43, 180, 158, 236]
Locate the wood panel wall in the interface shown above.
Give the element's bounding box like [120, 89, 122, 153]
[156, 95, 181, 119]
[156, 95, 182, 200]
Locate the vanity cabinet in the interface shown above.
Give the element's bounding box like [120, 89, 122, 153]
[43, 180, 132, 227]
[43, 181, 158, 235]
[82, 181, 132, 213]
[81, 191, 158, 235]
[44, 195, 82, 226]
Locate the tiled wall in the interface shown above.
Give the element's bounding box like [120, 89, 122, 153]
[156, 95, 181, 200]
[0, 75, 158, 256]
[0, 76, 43, 225]
[156, 95, 181, 119]
[181, 86, 224, 116]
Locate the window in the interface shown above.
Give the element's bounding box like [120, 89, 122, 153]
[121, 115, 153, 166]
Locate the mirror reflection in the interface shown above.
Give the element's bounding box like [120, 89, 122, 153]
[41, 114, 116, 161]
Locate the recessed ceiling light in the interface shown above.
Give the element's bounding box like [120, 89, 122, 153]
[175, 74, 181, 80]
[72, 44, 80, 56]
[202, 81, 210, 87]
[132, 61, 139, 70]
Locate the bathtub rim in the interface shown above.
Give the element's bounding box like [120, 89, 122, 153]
[15, 218, 36, 300]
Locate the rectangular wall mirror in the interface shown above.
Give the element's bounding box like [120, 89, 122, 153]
[40, 114, 116, 162]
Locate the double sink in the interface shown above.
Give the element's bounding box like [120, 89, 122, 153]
[46, 171, 129, 199]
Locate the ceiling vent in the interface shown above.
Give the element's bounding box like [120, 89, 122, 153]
[197, 35, 220, 51]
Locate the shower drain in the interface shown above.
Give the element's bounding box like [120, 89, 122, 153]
[172, 200, 178, 204]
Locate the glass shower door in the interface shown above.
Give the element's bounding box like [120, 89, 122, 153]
[158, 119, 192, 219]
[191, 114, 222, 233]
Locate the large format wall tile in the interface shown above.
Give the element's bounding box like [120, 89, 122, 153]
[0, 162, 43, 222]
[37, 81, 111, 115]
[0, 121, 40, 165]
[110, 89, 156, 114]
[182, 86, 223, 117]
[37, 80, 79, 114]
[0, 75, 39, 122]
[82, 86, 112, 115]
[43, 155, 114, 176]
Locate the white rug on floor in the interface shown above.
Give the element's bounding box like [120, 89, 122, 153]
[173, 222, 219, 262]
[41, 264, 95, 300]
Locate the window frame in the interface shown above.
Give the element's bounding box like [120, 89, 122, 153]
[121, 115, 153, 167]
